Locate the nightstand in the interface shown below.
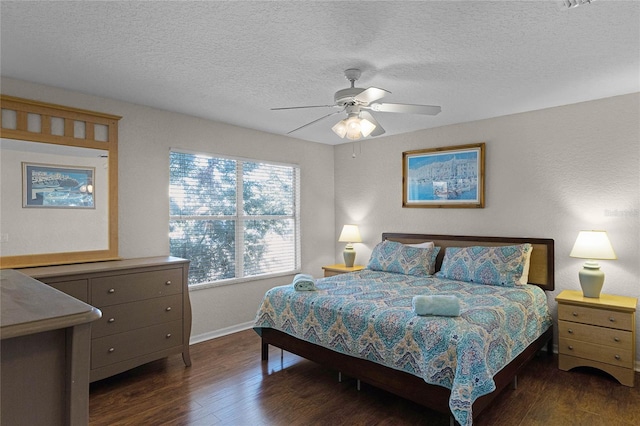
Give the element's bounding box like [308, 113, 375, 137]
[322, 264, 365, 277]
[556, 289, 637, 387]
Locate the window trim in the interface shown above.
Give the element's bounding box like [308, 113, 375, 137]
[187, 269, 301, 292]
[170, 148, 301, 288]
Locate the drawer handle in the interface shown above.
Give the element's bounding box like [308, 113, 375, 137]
[572, 312, 578, 317]
[166, 333, 172, 338]
[609, 317, 616, 323]
[166, 307, 172, 312]
[567, 329, 573, 334]
[108, 318, 115, 323]
[108, 347, 115, 353]
[108, 288, 115, 294]
[568, 345, 574, 350]
[615, 354, 621, 360]
[165, 280, 172, 286]
[614, 337, 620, 342]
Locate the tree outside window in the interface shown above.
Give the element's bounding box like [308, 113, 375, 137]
[170, 151, 300, 286]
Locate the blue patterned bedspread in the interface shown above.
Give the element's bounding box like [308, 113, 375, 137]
[254, 270, 552, 426]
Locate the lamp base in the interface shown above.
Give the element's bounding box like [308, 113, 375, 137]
[343, 246, 356, 268]
[579, 261, 604, 298]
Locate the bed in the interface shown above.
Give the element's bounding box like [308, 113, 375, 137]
[253, 233, 554, 425]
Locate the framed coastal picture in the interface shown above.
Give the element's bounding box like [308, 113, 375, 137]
[23, 162, 95, 208]
[402, 143, 485, 208]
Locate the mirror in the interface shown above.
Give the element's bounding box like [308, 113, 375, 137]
[0, 95, 120, 268]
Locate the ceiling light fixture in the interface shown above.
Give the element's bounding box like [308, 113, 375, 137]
[331, 106, 376, 140]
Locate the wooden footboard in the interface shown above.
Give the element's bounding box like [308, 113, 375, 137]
[256, 326, 553, 421]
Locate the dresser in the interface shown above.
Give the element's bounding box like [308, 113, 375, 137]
[20, 256, 191, 382]
[556, 289, 636, 387]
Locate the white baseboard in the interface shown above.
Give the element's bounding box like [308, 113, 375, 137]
[189, 321, 255, 345]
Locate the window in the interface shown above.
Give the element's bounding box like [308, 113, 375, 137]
[169, 150, 300, 287]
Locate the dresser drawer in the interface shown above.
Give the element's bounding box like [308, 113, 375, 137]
[91, 268, 183, 306]
[92, 294, 183, 338]
[91, 320, 183, 369]
[559, 337, 633, 368]
[558, 320, 632, 349]
[43, 279, 89, 303]
[557, 304, 633, 331]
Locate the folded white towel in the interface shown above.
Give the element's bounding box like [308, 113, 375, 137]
[293, 273, 317, 291]
[412, 295, 460, 317]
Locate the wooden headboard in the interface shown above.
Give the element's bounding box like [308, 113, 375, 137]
[382, 233, 555, 291]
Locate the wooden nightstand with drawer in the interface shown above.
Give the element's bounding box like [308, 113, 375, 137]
[556, 289, 637, 387]
[322, 264, 365, 277]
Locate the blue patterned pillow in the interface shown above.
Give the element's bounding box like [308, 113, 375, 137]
[367, 240, 440, 276]
[435, 244, 533, 287]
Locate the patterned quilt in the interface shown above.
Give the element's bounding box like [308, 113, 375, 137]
[254, 269, 552, 426]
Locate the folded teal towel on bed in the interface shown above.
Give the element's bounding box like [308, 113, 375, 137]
[293, 273, 317, 291]
[412, 295, 460, 317]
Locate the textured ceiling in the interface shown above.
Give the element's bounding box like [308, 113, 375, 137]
[1, 1, 639, 145]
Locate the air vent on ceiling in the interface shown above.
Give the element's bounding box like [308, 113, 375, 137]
[561, 0, 595, 9]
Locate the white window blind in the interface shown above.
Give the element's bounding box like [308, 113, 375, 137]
[169, 151, 300, 286]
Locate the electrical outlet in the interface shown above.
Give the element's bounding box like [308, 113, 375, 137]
[0, 234, 8, 243]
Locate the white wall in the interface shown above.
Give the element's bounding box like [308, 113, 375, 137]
[334, 93, 640, 363]
[1, 77, 336, 341]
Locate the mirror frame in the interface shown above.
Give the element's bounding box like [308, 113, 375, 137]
[0, 95, 120, 268]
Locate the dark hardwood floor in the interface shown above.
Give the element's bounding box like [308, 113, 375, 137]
[89, 329, 640, 426]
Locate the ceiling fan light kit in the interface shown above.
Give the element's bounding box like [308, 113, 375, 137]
[272, 68, 441, 140]
[331, 104, 377, 140]
[332, 115, 376, 140]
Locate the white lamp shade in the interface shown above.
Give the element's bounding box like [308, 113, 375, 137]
[359, 118, 376, 137]
[345, 116, 362, 140]
[338, 225, 362, 243]
[570, 230, 617, 260]
[331, 120, 347, 138]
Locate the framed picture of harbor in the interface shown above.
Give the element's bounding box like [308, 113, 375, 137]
[23, 162, 95, 208]
[402, 143, 485, 208]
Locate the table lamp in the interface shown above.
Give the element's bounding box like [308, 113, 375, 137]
[569, 230, 617, 298]
[338, 224, 362, 267]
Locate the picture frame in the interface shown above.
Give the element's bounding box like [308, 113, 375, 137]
[402, 143, 485, 208]
[23, 162, 95, 208]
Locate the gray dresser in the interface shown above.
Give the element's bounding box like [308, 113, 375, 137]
[20, 256, 191, 382]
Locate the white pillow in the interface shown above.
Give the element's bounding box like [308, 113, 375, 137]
[519, 246, 533, 285]
[405, 241, 435, 248]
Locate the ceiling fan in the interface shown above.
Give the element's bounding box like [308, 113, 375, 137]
[272, 68, 441, 140]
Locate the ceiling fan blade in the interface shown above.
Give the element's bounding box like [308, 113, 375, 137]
[286, 109, 344, 134]
[359, 111, 385, 137]
[272, 104, 337, 110]
[369, 103, 441, 115]
[354, 87, 390, 104]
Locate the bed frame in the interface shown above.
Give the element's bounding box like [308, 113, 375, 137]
[256, 233, 555, 424]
